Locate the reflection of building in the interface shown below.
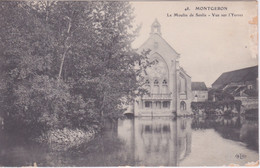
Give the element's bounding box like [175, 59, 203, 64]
[191, 82, 208, 102]
[133, 19, 192, 116]
[118, 117, 192, 166]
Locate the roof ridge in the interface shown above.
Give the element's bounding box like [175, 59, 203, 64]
[222, 65, 258, 74]
[212, 65, 258, 87]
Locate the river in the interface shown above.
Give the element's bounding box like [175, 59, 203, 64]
[0, 116, 258, 166]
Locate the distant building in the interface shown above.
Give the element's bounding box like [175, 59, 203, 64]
[191, 82, 208, 102]
[132, 19, 192, 117]
[212, 66, 258, 97]
[212, 65, 258, 110]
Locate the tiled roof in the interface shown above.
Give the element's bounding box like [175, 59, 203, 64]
[212, 66, 258, 88]
[191, 82, 208, 91]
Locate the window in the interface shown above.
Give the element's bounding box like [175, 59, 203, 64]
[163, 101, 169, 108]
[162, 79, 168, 94]
[180, 101, 186, 110]
[145, 79, 150, 85]
[144, 125, 152, 133]
[179, 74, 187, 93]
[154, 79, 159, 85]
[145, 80, 151, 93]
[145, 101, 151, 108]
[162, 79, 167, 85]
[156, 101, 161, 109]
[248, 85, 253, 90]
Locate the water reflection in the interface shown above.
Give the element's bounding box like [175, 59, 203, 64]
[191, 116, 258, 151]
[0, 116, 258, 166]
[116, 117, 192, 166]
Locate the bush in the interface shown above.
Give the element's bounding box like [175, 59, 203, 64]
[3, 76, 100, 134]
[191, 100, 242, 115]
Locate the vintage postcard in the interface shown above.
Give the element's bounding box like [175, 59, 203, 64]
[0, 0, 258, 167]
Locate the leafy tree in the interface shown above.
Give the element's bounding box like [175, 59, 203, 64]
[0, 1, 147, 133]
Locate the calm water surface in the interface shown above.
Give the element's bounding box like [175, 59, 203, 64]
[0, 116, 258, 166]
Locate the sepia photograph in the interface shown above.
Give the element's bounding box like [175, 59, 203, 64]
[0, 0, 258, 167]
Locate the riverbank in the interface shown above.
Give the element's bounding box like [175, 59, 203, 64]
[35, 127, 100, 151]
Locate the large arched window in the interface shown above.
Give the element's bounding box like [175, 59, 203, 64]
[180, 101, 186, 110]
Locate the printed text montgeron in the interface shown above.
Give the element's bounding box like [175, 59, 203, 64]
[195, 7, 228, 10]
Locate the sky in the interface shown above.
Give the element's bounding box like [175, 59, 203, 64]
[131, 1, 258, 87]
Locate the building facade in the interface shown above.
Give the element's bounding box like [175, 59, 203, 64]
[191, 82, 208, 102]
[133, 19, 192, 117]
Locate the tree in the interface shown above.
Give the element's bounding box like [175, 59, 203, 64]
[0, 1, 147, 133]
